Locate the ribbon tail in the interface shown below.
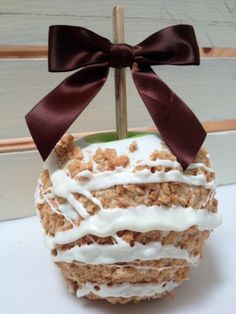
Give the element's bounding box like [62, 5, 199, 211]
[25, 63, 109, 161]
[131, 63, 206, 169]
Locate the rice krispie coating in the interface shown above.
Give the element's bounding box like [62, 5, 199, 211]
[129, 141, 138, 152]
[52, 134, 214, 183]
[53, 227, 209, 258]
[37, 134, 216, 237]
[87, 293, 166, 304]
[36, 134, 218, 304]
[64, 276, 173, 304]
[54, 134, 212, 169]
[57, 259, 190, 284]
[38, 172, 216, 236]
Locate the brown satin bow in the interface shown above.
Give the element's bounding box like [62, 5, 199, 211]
[25, 24, 206, 169]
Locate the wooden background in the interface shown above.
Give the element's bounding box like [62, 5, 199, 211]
[0, 0, 236, 220]
[1, 0, 236, 46]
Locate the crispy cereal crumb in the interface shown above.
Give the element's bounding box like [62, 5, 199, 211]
[40, 169, 52, 189]
[54, 135, 75, 166]
[54, 135, 84, 167]
[93, 148, 129, 171]
[69, 146, 83, 161]
[68, 160, 93, 179]
[129, 141, 138, 152]
[150, 150, 177, 162]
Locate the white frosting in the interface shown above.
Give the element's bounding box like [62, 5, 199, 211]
[77, 134, 163, 164]
[50, 168, 214, 202]
[67, 194, 90, 219]
[57, 201, 78, 221]
[46, 205, 222, 246]
[52, 238, 199, 264]
[187, 162, 213, 172]
[137, 160, 213, 173]
[103, 262, 199, 271]
[76, 134, 212, 173]
[76, 281, 181, 298]
[93, 262, 198, 272]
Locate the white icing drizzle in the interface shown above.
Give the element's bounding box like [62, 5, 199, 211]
[76, 281, 181, 298]
[52, 238, 199, 264]
[95, 263, 198, 272]
[50, 171, 103, 215]
[71, 260, 198, 271]
[137, 160, 213, 173]
[187, 162, 213, 172]
[201, 189, 215, 208]
[67, 194, 90, 219]
[76, 134, 212, 173]
[36, 165, 215, 225]
[35, 182, 78, 223]
[34, 182, 44, 205]
[50, 168, 215, 201]
[46, 205, 222, 246]
[77, 134, 163, 163]
[57, 202, 78, 221]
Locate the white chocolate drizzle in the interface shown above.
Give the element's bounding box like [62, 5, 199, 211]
[69, 260, 197, 272]
[91, 262, 197, 272]
[136, 160, 213, 173]
[52, 238, 199, 264]
[50, 168, 214, 198]
[75, 134, 212, 174]
[76, 281, 182, 298]
[45, 205, 222, 247]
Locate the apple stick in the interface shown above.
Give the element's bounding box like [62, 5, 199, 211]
[112, 6, 128, 139]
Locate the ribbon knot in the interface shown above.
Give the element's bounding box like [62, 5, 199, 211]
[109, 43, 133, 68]
[25, 24, 206, 169]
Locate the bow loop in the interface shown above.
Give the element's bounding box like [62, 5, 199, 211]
[134, 25, 200, 66]
[49, 25, 111, 72]
[109, 44, 133, 68]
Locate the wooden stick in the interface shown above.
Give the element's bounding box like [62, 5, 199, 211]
[112, 6, 128, 139]
[1, 120, 236, 154]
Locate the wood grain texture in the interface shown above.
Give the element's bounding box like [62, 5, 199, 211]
[0, 150, 42, 221]
[113, 6, 128, 139]
[1, 58, 236, 140]
[1, 130, 236, 221]
[1, 0, 236, 47]
[0, 46, 48, 58]
[201, 47, 236, 58]
[1, 46, 236, 59]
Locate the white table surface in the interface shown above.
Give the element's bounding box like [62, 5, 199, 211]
[0, 185, 235, 314]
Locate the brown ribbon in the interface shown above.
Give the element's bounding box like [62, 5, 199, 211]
[25, 24, 206, 169]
